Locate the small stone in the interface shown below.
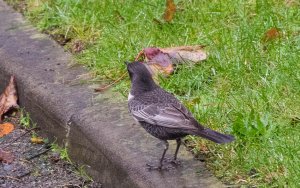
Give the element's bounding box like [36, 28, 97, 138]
[3, 164, 14, 171]
[49, 152, 60, 163]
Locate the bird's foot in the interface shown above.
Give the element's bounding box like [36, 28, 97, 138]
[163, 158, 181, 166]
[146, 163, 175, 171]
[146, 163, 162, 170]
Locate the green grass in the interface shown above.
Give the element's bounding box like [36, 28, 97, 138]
[6, 0, 300, 186]
[20, 108, 36, 129]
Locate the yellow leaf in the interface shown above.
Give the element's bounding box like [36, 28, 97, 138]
[31, 137, 44, 144]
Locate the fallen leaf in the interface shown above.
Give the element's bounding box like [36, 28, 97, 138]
[71, 40, 85, 53]
[0, 149, 14, 163]
[0, 122, 14, 137]
[31, 137, 44, 144]
[161, 45, 207, 63]
[0, 76, 18, 121]
[164, 0, 176, 22]
[135, 46, 207, 77]
[285, 0, 300, 7]
[199, 143, 209, 154]
[143, 47, 174, 76]
[262, 27, 280, 42]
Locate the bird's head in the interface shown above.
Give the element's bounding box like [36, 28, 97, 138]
[125, 61, 152, 80]
[125, 61, 157, 93]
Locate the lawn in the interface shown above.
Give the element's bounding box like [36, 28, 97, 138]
[6, 0, 300, 186]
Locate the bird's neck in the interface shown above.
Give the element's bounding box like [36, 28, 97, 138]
[130, 76, 158, 95]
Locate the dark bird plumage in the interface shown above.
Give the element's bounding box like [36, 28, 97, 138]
[126, 61, 234, 169]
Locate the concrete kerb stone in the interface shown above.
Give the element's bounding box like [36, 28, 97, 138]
[0, 1, 224, 187]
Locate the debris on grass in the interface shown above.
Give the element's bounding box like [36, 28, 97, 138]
[135, 45, 207, 77]
[164, 0, 176, 22]
[262, 27, 281, 42]
[71, 39, 85, 53]
[94, 72, 127, 92]
[95, 45, 207, 92]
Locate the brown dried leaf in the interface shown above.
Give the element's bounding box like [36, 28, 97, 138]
[0, 149, 14, 163]
[262, 27, 280, 42]
[135, 46, 207, 77]
[0, 122, 14, 137]
[285, 0, 300, 7]
[142, 48, 174, 76]
[199, 143, 209, 154]
[145, 63, 174, 76]
[71, 40, 85, 53]
[161, 45, 207, 63]
[0, 76, 18, 121]
[164, 0, 176, 22]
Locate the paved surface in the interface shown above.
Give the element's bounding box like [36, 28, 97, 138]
[0, 114, 101, 188]
[0, 1, 224, 187]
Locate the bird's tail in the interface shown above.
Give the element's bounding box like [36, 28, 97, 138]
[192, 128, 235, 144]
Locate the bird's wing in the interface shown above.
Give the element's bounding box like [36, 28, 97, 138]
[129, 101, 200, 130]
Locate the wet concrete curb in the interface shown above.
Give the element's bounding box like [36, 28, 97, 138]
[0, 1, 223, 187]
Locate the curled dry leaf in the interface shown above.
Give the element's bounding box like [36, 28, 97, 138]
[164, 0, 176, 22]
[0, 122, 15, 137]
[135, 45, 207, 77]
[161, 45, 207, 63]
[0, 149, 14, 163]
[0, 76, 18, 121]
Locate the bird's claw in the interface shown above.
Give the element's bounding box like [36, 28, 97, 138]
[163, 158, 181, 166]
[146, 163, 175, 171]
[146, 163, 162, 170]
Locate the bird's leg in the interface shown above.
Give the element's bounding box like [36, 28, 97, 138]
[169, 138, 181, 165]
[174, 138, 181, 161]
[163, 138, 181, 165]
[146, 140, 169, 170]
[159, 140, 169, 168]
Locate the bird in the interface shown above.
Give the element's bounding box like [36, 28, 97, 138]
[126, 61, 234, 170]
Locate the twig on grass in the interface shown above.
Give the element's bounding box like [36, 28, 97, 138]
[94, 72, 127, 92]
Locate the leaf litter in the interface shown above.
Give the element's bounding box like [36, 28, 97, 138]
[0, 113, 101, 187]
[0, 75, 100, 186]
[94, 45, 207, 92]
[135, 45, 207, 77]
[0, 76, 18, 122]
